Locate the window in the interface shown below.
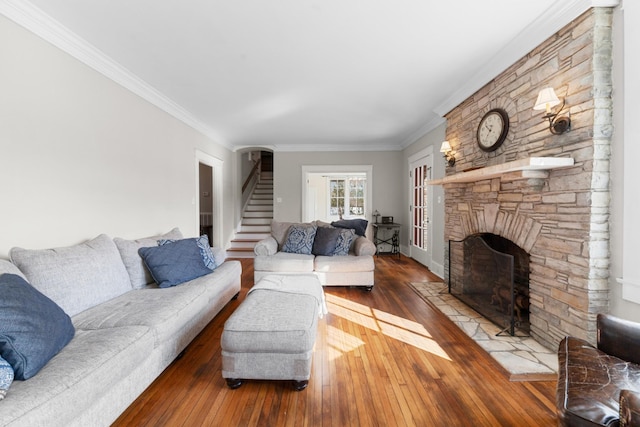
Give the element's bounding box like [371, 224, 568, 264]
[329, 177, 366, 218]
[302, 165, 372, 223]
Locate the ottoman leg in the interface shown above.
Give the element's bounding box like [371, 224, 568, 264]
[293, 380, 309, 391]
[226, 378, 243, 389]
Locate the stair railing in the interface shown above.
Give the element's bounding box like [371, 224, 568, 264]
[242, 158, 262, 195]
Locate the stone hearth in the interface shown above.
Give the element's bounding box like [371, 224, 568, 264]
[439, 8, 613, 350]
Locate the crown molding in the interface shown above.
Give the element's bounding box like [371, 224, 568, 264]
[273, 142, 401, 152]
[433, 0, 621, 117]
[0, 0, 231, 149]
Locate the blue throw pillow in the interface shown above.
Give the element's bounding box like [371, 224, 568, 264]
[0, 273, 75, 380]
[282, 224, 317, 255]
[0, 355, 13, 400]
[139, 237, 213, 288]
[333, 228, 356, 255]
[331, 219, 368, 237]
[312, 227, 342, 256]
[158, 235, 217, 270]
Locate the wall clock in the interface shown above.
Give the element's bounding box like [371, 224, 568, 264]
[477, 108, 509, 152]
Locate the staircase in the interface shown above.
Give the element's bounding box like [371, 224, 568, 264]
[226, 172, 273, 258]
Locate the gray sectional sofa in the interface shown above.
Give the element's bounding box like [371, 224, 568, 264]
[253, 220, 376, 290]
[0, 229, 241, 427]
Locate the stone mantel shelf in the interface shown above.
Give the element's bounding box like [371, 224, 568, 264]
[428, 157, 575, 185]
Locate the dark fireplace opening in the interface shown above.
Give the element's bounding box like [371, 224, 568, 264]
[448, 233, 530, 336]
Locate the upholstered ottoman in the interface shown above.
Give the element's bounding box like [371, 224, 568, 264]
[221, 274, 326, 391]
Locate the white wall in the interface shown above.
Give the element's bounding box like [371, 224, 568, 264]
[609, 1, 640, 321]
[273, 151, 403, 237]
[0, 16, 236, 257]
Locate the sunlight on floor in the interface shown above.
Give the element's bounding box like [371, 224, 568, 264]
[325, 293, 451, 361]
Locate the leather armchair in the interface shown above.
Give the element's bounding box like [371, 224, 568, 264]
[557, 314, 640, 427]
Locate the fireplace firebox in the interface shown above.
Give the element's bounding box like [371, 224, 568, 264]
[448, 234, 530, 336]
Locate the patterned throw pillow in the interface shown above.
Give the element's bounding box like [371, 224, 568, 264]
[0, 355, 14, 400]
[333, 228, 356, 255]
[282, 225, 317, 255]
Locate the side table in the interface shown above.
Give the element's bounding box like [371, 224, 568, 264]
[372, 223, 400, 257]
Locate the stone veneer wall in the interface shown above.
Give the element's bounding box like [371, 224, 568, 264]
[442, 8, 613, 350]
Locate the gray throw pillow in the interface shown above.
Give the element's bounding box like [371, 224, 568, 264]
[331, 219, 369, 237]
[312, 227, 342, 256]
[0, 273, 75, 380]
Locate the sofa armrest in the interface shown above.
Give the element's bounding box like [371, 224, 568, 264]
[352, 236, 376, 256]
[597, 314, 640, 364]
[254, 236, 278, 256]
[620, 390, 640, 427]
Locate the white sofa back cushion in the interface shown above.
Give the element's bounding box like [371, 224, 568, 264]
[113, 228, 183, 289]
[9, 234, 132, 317]
[0, 259, 26, 278]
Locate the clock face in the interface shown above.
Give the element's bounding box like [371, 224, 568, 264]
[477, 109, 509, 152]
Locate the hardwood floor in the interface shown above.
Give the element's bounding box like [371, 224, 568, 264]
[113, 256, 557, 426]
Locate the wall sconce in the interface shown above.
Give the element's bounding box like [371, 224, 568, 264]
[533, 87, 571, 135]
[440, 141, 456, 167]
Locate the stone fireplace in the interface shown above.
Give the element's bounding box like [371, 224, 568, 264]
[438, 8, 613, 350]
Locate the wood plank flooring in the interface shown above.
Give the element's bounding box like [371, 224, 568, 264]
[113, 255, 558, 426]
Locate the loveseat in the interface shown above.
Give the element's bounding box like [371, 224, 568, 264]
[0, 228, 242, 427]
[253, 220, 376, 290]
[556, 313, 640, 427]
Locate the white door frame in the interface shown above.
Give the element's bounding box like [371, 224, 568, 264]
[195, 150, 223, 248]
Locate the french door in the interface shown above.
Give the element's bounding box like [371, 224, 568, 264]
[409, 150, 433, 267]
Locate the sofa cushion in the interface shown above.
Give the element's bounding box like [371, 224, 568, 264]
[113, 227, 183, 289]
[9, 234, 132, 317]
[138, 238, 213, 288]
[0, 259, 26, 279]
[0, 274, 75, 380]
[312, 226, 342, 256]
[334, 228, 356, 255]
[270, 221, 295, 249]
[72, 281, 209, 347]
[314, 254, 375, 273]
[0, 355, 13, 400]
[282, 224, 317, 255]
[254, 252, 315, 273]
[0, 326, 153, 427]
[211, 246, 227, 267]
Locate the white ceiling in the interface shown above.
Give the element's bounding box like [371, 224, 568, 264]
[2, 0, 609, 151]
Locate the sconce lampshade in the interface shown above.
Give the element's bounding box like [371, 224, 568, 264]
[440, 141, 452, 153]
[533, 88, 561, 113]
